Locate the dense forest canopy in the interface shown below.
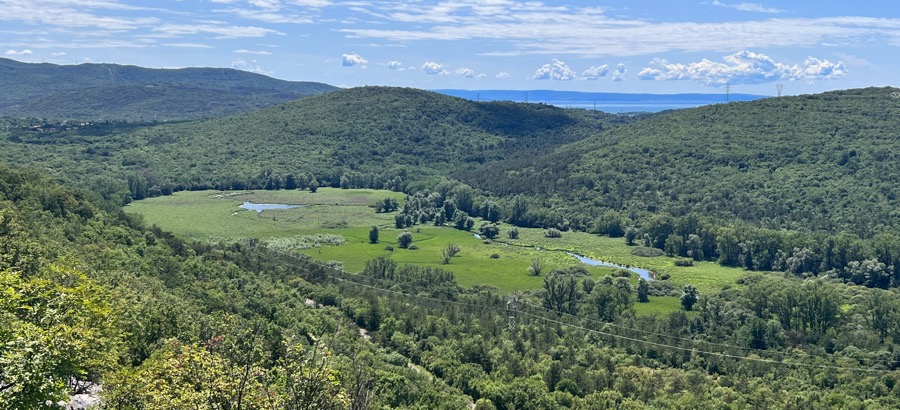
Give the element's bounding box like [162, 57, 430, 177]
[5, 81, 900, 408]
[0, 57, 337, 121]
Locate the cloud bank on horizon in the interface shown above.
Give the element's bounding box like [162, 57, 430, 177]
[0, 0, 895, 93]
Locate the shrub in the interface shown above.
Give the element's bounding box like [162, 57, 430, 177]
[490, 253, 500, 259]
[508, 227, 519, 239]
[544, 228, 562, 238]
[631, 246, 664, 257]
[385, 245, 394, 252]
[407, 244, 419, 250]
[397, 232, 413, 248]
[674, 258, 694, 267]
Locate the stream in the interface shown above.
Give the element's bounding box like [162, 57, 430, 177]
[473, 233, 653, 280]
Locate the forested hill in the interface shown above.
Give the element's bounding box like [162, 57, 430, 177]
[0, 86, 630, 203]
[457, 87, 900, 236]
[0, 58, 337, 120]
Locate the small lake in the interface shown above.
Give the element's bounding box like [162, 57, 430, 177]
[568, 253, 653, 281]
[239, 202, 299, 212]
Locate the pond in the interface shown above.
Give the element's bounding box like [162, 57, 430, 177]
[239, 201, 300, 212]
[568, 253, 653, 281]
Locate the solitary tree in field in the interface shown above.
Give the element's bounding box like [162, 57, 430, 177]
[442, 243, 461, 264]
[308, 178, 319, 193]
[398, 232, 413, 249]
[508, 227, 520, 239]
[625, 226, 638, 246]
[369, 226, 379, 244]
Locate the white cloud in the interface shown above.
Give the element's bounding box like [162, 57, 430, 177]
[4, 49, 32, 55]
[476, 73, 487, 78]
[612, 63, 626, 81]
[387, 60, 402, 69]
[235, 49, 272, 55]
[712, 1, 783, 14]
[454, 67, 476, 78]
[496, 71, 509, 79]
[582, 64, 608, 80]
[152, 23, 280, 39]
[231, 58, 272, 75]
[162, 43, 214, 49]
[422, 61, 446, 75]
[533, 58, 576, 80]
[341, 52, 367, 67]
[637, 50, 846, 86]
[50, 51, 66, 57]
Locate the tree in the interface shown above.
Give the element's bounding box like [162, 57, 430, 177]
[308, 178, 319, 193]
[442, 243, 461, 264]
[625, 226, 638, 246]
[508, 226, 520, 239]
[543, 272, 580, 314]
[398, 232, 413, 249]
[480, 224, 500, 240]
[528, 258, 544, 276]
[637, 278, 650, 303]
[369, 226, 379, 244]
[680, 284, 699, 311]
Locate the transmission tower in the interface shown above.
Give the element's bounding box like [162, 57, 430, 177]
[507, 294, 519, 333]
[726, 83, 730, 102]
[777, 84, 784, 97]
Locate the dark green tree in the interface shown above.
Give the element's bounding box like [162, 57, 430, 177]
[680, 284, 699, 311]
[369, 226, 379, 244]
[398, 231, 413, 249]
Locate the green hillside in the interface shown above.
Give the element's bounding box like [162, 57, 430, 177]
[0, 58, 337, 120]
[458, 87, 900, 236]
[0, 86, 627, 204]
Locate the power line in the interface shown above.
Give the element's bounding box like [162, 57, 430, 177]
[256, 246, 892, 373]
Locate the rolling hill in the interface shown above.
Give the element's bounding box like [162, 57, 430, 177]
[0, 86, 630, 204]
[456, 87, 900, 236]
[0, 58, 337, 120]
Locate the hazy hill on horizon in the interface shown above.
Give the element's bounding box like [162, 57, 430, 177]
[0, 58, 338, 121]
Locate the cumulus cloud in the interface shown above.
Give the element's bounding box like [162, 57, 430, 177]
[496, 72, 509, 80]
[712, 0, 783, 14]
[612, 64, 627, 81]
[637, 50, 846, 86]
[582, 64, 609, 80]
[532, 58, 576, 80]
[387, 60, 402, 69]
[341, 52, 367, 67]
[454, 67, 476, 78]
[231, 58, 272, 75]
[5, 49, 33, 56]
[422, 61, 446, 75]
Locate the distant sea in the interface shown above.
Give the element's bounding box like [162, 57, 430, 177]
[433, 89, 769, 114]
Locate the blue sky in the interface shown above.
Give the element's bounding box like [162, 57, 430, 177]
[1, 0, 898, 95]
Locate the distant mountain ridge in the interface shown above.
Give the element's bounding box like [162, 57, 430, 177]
[434, 89, 767, 111]
[0, 58, 338, 121]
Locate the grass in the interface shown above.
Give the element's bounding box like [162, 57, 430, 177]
[126, 188, 755, 316]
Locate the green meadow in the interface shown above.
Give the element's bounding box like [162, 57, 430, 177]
[126, 188, 756, 313]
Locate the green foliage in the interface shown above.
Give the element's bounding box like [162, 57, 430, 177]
[528, 258, 544, 276]
[369, 226, 379, 244]
[0, 57, 337, 121]
[397, 231, 413, 248]
[680, 284, 699, 311]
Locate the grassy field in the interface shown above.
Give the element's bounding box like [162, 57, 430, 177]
[126, 188, 757, 314]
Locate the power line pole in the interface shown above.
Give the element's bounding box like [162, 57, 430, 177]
[777, 84, 784, 97]
[507, 294, 518, 333]
[726, 83, 730, 103]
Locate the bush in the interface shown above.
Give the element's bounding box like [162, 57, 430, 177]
[544, 228, 563, 238]
[674, 258, 694, 267]
[397, 232, 413, 248]
[490, 253, 500, 259]
[659, 273, 671, 280]
[508, 227, 519, 239]
[407, 244, 419, 250]
[631, 246, 664, 257]
[385, 245, 394, 252]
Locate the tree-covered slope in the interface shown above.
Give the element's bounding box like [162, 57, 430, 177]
[458, 87, 900, 236]
[0, 58, 337, 120]
[0, 86, 628, 203]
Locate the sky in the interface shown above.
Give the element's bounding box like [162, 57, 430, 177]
[1, 0, 898, 95]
